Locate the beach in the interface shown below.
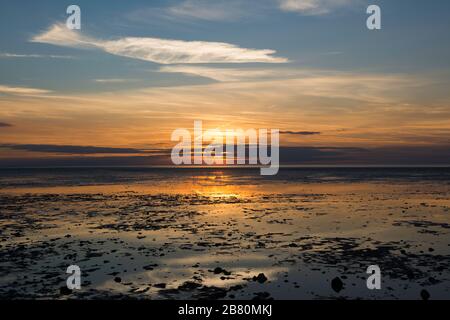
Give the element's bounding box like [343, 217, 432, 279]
[0, 167, 449, 300]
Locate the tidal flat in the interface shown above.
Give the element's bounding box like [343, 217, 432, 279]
[0, 167, 449, 300]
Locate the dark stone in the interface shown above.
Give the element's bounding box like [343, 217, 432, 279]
[212, 267, 231, 275]
[114, 277, 122, 283]
[229, 284, 244, 291]
[420, 289, 430, 301]
[331, 277, 344, 293]
[253, 273, 268, 283]
[178, 281, 202, 291]
[428, 277, 439, 285]
[252, 292, 272, 300]
[143, 264, 158, 270]
[194, 286, 227, 300]
[59, 286, 72, 295]
[213, 267, 224, 274]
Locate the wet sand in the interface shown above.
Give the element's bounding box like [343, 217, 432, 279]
[0, 168, 449, 300]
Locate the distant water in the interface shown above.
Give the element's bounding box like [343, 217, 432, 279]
[1, 167, 450, 189]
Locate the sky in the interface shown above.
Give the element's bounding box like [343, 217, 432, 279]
[0, 0, 450, 166]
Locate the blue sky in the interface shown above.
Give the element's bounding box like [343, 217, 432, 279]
[1, 0, 449, 93]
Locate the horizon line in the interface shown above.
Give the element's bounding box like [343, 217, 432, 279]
[1, 165, 450, 170]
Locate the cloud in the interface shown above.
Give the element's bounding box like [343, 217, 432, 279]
[280, 146, 365, 163]
[0, 155, 173, 168]
[0, 85, 52, 96]
[4, 145, 449, 167]
[157, 65, 324, 82]
[31, 23, 287, 64]
[94, 78, 137, 83]
[280, 145, 450, 166]
[0, 122, 13, 128]
[280, 130, 321, 135]
[0, 53, 74, 59]
[126, 0, 267, 24]
[159, 65, 298, 82]
[0, 69, 439, 154]
[167, 0, 244, 22]
[279, 0, 359, 15]
[31, 24, 94, 48]
[1, 144, 148, 155]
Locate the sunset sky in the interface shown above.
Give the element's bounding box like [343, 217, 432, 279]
[1, 0, 450, 166]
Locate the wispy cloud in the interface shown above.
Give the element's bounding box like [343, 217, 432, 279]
[159, 65, 298, 82]
[2, 145, 450, 167]
[0, 122, 13, 128]
[126, 0, 265, 24]
[0, 52, 74, 59]
[280, 130, 321, 135]
[0, 70, 439, 151]
[279, 0, 359, 15]
[94, 78, 137, 83]
[157, 67, 419, 106]
[1, 144, 147, 155]
[0, 85, 52, 96]
[32, 23, 287, 64]
[167, 0, 245, 22]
